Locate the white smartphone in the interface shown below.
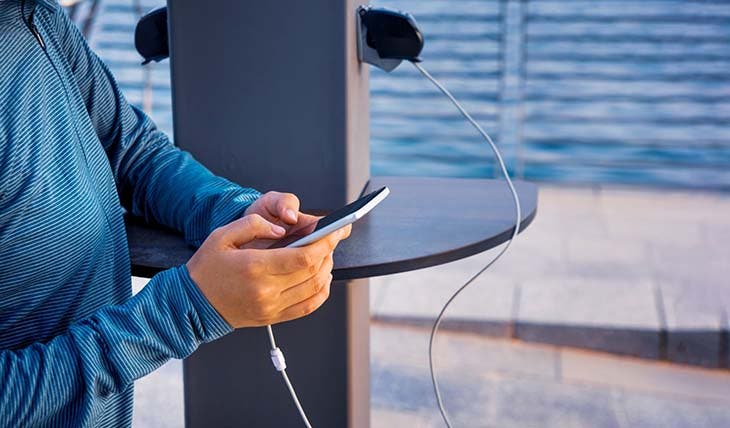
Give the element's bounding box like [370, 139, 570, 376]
[268, 186, 390, 249]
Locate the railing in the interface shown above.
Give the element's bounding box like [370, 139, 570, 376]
[520, 0, 730, 189]
[71, 0, 730, 190]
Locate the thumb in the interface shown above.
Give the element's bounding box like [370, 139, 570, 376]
[274, 193, 300, 224]
[218, 214, 286, 247]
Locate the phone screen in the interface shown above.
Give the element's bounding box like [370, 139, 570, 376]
[267, 187, 386, 249]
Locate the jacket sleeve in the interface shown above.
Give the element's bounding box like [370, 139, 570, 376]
[0, 265, 232, 426]
[52, 8, 260, 247]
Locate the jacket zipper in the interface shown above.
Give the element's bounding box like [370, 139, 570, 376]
[23, 5, 46, 51]
[29, 20, 46, 51]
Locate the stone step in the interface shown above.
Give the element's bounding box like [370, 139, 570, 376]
[370, 185, 730, 370]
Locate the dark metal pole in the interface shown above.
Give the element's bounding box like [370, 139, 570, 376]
[167, 1, 370, 426]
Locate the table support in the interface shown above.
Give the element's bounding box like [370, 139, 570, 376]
[183, 279, 370, 428]
[166, 1, 370, 425]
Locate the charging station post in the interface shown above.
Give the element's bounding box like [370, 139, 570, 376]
[167, 1, 371, 427]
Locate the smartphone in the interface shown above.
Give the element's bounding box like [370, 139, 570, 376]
[268, 186, 390, 249]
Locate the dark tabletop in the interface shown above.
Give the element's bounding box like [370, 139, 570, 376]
[127, 176, 538, 280]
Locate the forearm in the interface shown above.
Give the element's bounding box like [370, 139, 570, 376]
[117, 122, 261, 246]
[0, 266, 231, 426]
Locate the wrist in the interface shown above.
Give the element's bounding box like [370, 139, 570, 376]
[177, 264, 234, 339]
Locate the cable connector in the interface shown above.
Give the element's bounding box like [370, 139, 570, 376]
[270, 347, 287, 372]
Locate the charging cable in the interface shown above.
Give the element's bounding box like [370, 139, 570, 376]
[266, 325, 313, 428]
[264, 62, 520, 428]
[411, 61, 522, 428]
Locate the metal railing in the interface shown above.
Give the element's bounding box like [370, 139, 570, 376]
[71, 0, 730, 190]
[519, 0, 730, 189]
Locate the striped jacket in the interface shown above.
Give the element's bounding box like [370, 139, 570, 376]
[0, 0, 261, 425]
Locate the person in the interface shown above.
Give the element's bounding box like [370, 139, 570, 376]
[0, 0, 351, 426]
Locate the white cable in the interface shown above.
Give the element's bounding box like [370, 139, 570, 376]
[411, 61, 522, 428]
[262, 62, 519, 428]
[266, 324, 278, 349]
[266, 325, 313, 428]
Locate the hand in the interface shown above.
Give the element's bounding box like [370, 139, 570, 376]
[243, 191, 322, 249]
[186, 214, 352, 328]
[245, 191, 320, 231]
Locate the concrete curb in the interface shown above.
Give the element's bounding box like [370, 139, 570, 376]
[371, 315, 730, 369]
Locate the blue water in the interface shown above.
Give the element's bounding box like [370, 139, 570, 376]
[84, 0, 730, 190]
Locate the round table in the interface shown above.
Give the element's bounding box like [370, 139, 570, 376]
[127, 176, 538, 279]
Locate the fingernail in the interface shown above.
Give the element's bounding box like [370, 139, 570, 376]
[286, 209, 298, 222]
[272, 224, 286, 236]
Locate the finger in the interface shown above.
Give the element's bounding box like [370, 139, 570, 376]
[298, 213, 321, 222]
[217, 214, 286, 248]
[262, 229, 344, 275]
[242, 248, 329, 290]
[275, 274, 333, 323]
[279, 253, 334, 301]
[274, 193, 300, 224]
[281, 214, 319, 238]
[251, 193, 283, 224]
[339, 223, 353, 240]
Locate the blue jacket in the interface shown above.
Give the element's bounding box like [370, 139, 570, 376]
[0, 0, 261, 425]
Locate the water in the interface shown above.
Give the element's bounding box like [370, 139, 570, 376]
[82, 0, 730, 190]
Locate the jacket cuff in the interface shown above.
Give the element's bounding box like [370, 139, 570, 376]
[176, 264, 234, 341]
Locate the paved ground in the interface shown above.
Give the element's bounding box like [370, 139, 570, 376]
[371, 323, 730, 428]
[132, 323, 730, 427]
[371, 185, 730, 368]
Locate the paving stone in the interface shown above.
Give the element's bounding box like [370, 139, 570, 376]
[492, 377, 622, 428]
[660, 283, 725, 368]
[700, 221, 730, 246]
[593, 189, 711, 273]
[562, 237, 651, 280]
[561, 347, 730, 402]
[617, 392, 729, 428]
[370, 252, 517, 337]
[371, 363, 441, 414]
[371, 355, 495, 425]
[482, 240, 566, 284]
[434, 332, 559, 381]
[369, 278, 390, 315]
[371, 408, 438, 428]
[537, 186, 605, 222]
[517, 323, 661, 360]
[372, 324, 730, 428]
[517, 277, 661, 358]
[371, 326, 616, 428]
[720, 306, 730, 369]
[660, 283, 724, 331]
[666, 330, 724, 369]
[372, 326, 730, 428]
[598, 187, 729, 227]
[133, 359, 184, 428]
[530, 188, 609, 248]
[647, 243, 730, 296]
[371, 323, 558, 381]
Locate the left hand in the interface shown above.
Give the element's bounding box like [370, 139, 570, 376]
[243, 191, 320, 248]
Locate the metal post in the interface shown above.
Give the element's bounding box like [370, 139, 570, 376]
[167, 1, 370, 426]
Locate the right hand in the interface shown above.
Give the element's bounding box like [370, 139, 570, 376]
[186, 214, 351, 328]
